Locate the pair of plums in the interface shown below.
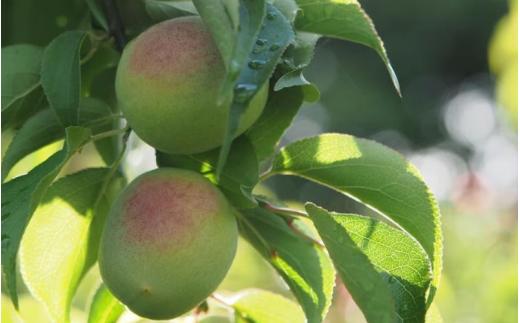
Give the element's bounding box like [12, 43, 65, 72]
[99, 17, 267, 319]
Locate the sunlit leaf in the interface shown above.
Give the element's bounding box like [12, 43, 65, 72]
[294, 0, 400, 94]
[87, 283, 125, 323]
[239, 207, 335, 323]
[230, 289, 306, 323]
[306, 203, 432, 322]
[1, 127, 91, 307]
[20, 168, 123, 323]
[269, 133, 443, 303]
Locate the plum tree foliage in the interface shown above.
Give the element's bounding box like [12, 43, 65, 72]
[1, 0, 443, 322]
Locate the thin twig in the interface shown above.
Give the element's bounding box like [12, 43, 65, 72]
[91, 125, 129, 142]
[102, 0, 127, 51]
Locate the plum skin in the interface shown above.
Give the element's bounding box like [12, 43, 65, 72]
[98, 168, 238, 320]
[116, 16, 268, 154]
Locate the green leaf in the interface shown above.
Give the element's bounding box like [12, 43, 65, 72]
[293, 0, 400, 94]
[282, 31, 319, 70]
[2, 98, 118, 179]
[1, 44, 43, 111]
[1, 126, 92, 307]
[217, 3, 295, 177]
[1, 109, 62, 181]
[156, 136, 259, 209]
[274, 69, 320, 102]
[1, 44, 46, 130]
[230, 289, 306, 323]
[269, 133, 443, 303]
[81, 44, 120, 97]
[87, 283, 125, 323]
[144, 0, 198, 22]
[193, 0, 240, 75]
[239, 208, 335, 323]
[20, 168, 122, 323]
[245, 87, 304, 162]
[41, 31, 88, 126]
[306, 203, 432, 323]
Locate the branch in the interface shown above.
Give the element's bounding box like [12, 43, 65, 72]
[102, 0, 127, 51]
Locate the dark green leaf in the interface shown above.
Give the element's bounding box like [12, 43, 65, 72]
[293, 0, 400, 94]
[217, 3, 294, 177]
[269, 133, 443, 303]
[239, 207, 335, 323]
[231, 289, 306, 323]
[20, 168, 122, 323]
[41, 31, 87, 126]
[1, 44, 46, 130]
[1, 45, 43, 111]
[88, 283, 125, 323]
[144, 0, 197, 22]
[1, 126, 91, 307]
[157, 136, 259, 209]
[81, 44, 120, 96]
[245, 87, 304, 162]
[306, 203, 432, 323]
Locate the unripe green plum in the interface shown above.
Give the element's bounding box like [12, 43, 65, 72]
[116, 16, 268, 154]
[99, 168, 238, 320]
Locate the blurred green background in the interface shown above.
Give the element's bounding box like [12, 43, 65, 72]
[2, 0, 517, 322]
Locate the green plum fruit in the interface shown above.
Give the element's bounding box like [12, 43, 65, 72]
[99, 168, 238, 320]
[116, 16, 268, 154]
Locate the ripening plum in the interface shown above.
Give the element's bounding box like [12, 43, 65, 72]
[99, 168, 238, 320]
[115, 16, 268, 154]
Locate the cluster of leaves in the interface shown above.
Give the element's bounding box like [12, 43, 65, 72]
[2, 0, 442, 322]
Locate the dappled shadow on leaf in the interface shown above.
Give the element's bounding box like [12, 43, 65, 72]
[271, 133, 442, 304]
[239, 207, 335, 323]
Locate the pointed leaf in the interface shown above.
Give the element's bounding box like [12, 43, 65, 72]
[1, 44, 43, 111]
[294, 0, 400, 94]
[239, 207, 335, 323]
[41, 31, 87, 126]
[20, 168, 122, 323]
[88, 283, 125, 323]
[269, 133, 443, 302]
[306, 203, 432, 323]
[1, 126, 92, 307]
